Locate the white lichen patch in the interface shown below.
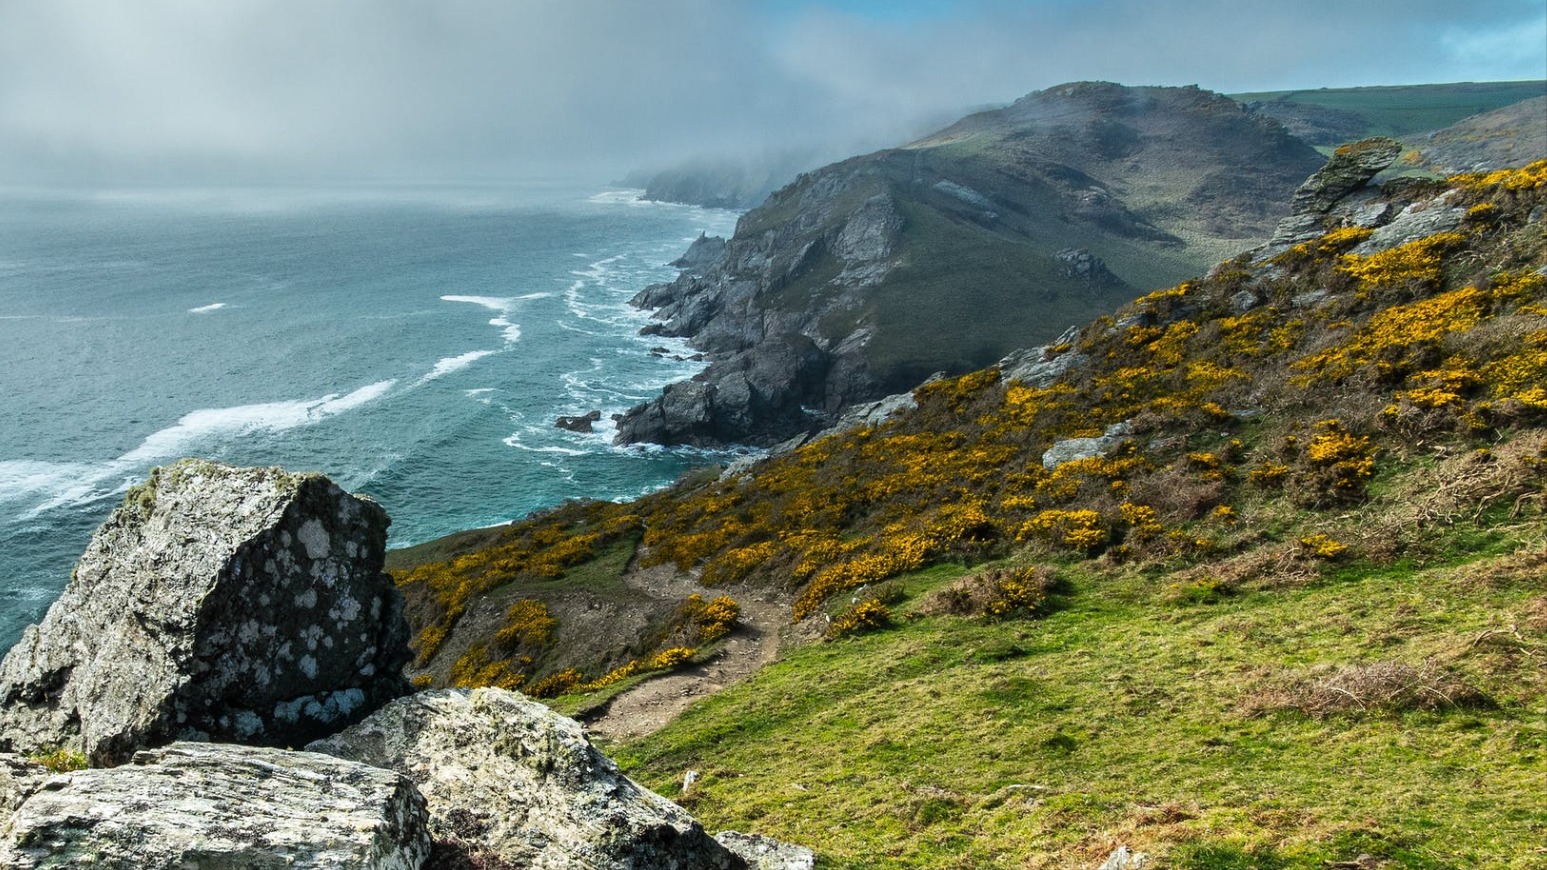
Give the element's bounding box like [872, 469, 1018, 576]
[297, 519, 331, 560]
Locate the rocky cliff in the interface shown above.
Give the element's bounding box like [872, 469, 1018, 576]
[616, 82, 1324, 447]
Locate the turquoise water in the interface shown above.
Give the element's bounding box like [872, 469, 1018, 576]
[0, 183, 738, 648]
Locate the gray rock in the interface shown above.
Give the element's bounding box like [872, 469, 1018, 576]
[0, 459, 411, 764]
[1266, 212, 1325, 247]
[308, 688, 745, 870]
[0, 755, 47, 820]
[1292, 289, 1333, 309]
[1290, 137, 1403, 215]
[1096, 845, 1152, 869]
[1351, 200, 1466, 255]
[1229, 290, 1260, 313]
[0, 742, 429, 870]
[670, 234, 730, 272]
[1042, 421, 1133, 470]
[556, 410, 602, 433]
[716, 832, 816, 870]
[1000, 347, 1090, 390]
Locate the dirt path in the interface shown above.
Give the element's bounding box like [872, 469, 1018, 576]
[583, 566, 796, 742]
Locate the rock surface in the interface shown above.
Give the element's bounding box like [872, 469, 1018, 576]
[0, 459, 411, 764]
[1043, 421, 1134, 470]
[715, 832, 817, 870]
[0, 755, 46, 820]
[308, 687, 746, 870]
[0, 742, 430, 870]
[1289, 137, 1403, 215]
[1096, 845, 1152, 869]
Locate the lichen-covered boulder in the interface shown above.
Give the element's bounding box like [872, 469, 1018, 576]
[308, 688, 745, 870]
[0, 743, 430, 870]
[0, 459, 411, 764]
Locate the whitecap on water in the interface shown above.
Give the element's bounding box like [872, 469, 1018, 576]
[188, 302, 227, 314]
[420, 349, 499, 384]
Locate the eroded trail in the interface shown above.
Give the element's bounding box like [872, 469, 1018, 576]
[583, 565, 797, 742]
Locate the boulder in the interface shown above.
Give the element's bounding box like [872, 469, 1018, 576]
[715, 832, 817, 870]
[1042, 421, 1133, 471]
[1350, 198, 1467, 255]
[0, 459, 411, 764]
[308, 687, 745, 870]
[0, 742, 430, 870]
[556, 410, 603, 433]
[1096, 845, 1152, 869]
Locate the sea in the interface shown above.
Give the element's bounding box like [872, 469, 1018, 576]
[0, 182, 740, 649]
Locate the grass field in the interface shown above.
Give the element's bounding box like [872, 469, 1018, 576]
[1230, 81, 1546, 139]
[612, 542, 1547, 869]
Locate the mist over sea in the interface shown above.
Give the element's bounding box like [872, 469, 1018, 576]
[0, 183, 738, 648]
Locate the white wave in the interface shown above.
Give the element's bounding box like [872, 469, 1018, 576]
[440, 294, 547, 344]
[0, 460, 105, 506]
[464, 388, 496, 396]
[501, 435, 590, 457]
[188, 302, 227, 313]
[587, 189, 645, 204]
[420, 350, 498, 383]
[119, 380, 396, 464]
[440, 294, 510, 310]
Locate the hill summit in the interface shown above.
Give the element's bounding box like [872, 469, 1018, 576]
[616, 82, 1324, 447]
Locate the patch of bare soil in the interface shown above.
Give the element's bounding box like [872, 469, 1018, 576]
[582, 564, 797, 742]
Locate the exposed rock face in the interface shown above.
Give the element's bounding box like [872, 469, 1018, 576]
[308, 688, 745, 870]
[616, 334, 830, 447]
[672, 233, 730, 272]
[618, 82, 1321, 448]
[0, 459, 411, 764]
[0, 755, 46, 819]
[1043, 421, 1134, 471]
[1257, 137, 1422, 261]
[0, 743, 430, 870]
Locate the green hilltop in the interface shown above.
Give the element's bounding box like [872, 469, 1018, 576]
[388, 160, 1547, 867]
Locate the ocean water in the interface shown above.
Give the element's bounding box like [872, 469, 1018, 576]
[0, 183, 738, 649]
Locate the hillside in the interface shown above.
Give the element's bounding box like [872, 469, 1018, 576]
[612, 82, 1324, 447]
[1409, 96, 1547, 174]
[388, 159, 1547, 866]
[1234, 80, 1546, 146]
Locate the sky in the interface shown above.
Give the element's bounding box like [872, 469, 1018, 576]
[0, 0, 1542, 185]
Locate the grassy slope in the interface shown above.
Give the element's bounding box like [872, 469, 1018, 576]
[617, 552, 1545, 869]
[1230, 81, 1547, 140]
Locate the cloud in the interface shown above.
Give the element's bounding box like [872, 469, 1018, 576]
[0, 0, 1541, 184]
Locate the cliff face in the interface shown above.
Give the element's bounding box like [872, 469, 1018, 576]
[617, 82, 1324, 447]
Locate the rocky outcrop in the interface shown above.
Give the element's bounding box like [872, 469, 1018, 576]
[0, 459, 411, 764]
[308, 688, 745, 870]
[619, 82, 1321, 448]
[556, 410, 602, 433]
[0, 743, 430, 870]
[672, 233, 730, 272]
[1043, 421, 1133, 470]
[1289, 137, 1404, 215]
[615, 334, 831, 447]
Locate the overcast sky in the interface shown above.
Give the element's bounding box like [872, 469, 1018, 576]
[1, 0, 1543, 185]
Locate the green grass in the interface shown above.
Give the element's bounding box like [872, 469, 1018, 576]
[1230, 81, 1546, 139]
[611, 553, 1547, 869]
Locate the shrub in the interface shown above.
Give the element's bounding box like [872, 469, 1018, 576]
[827, 599, 893, 638]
